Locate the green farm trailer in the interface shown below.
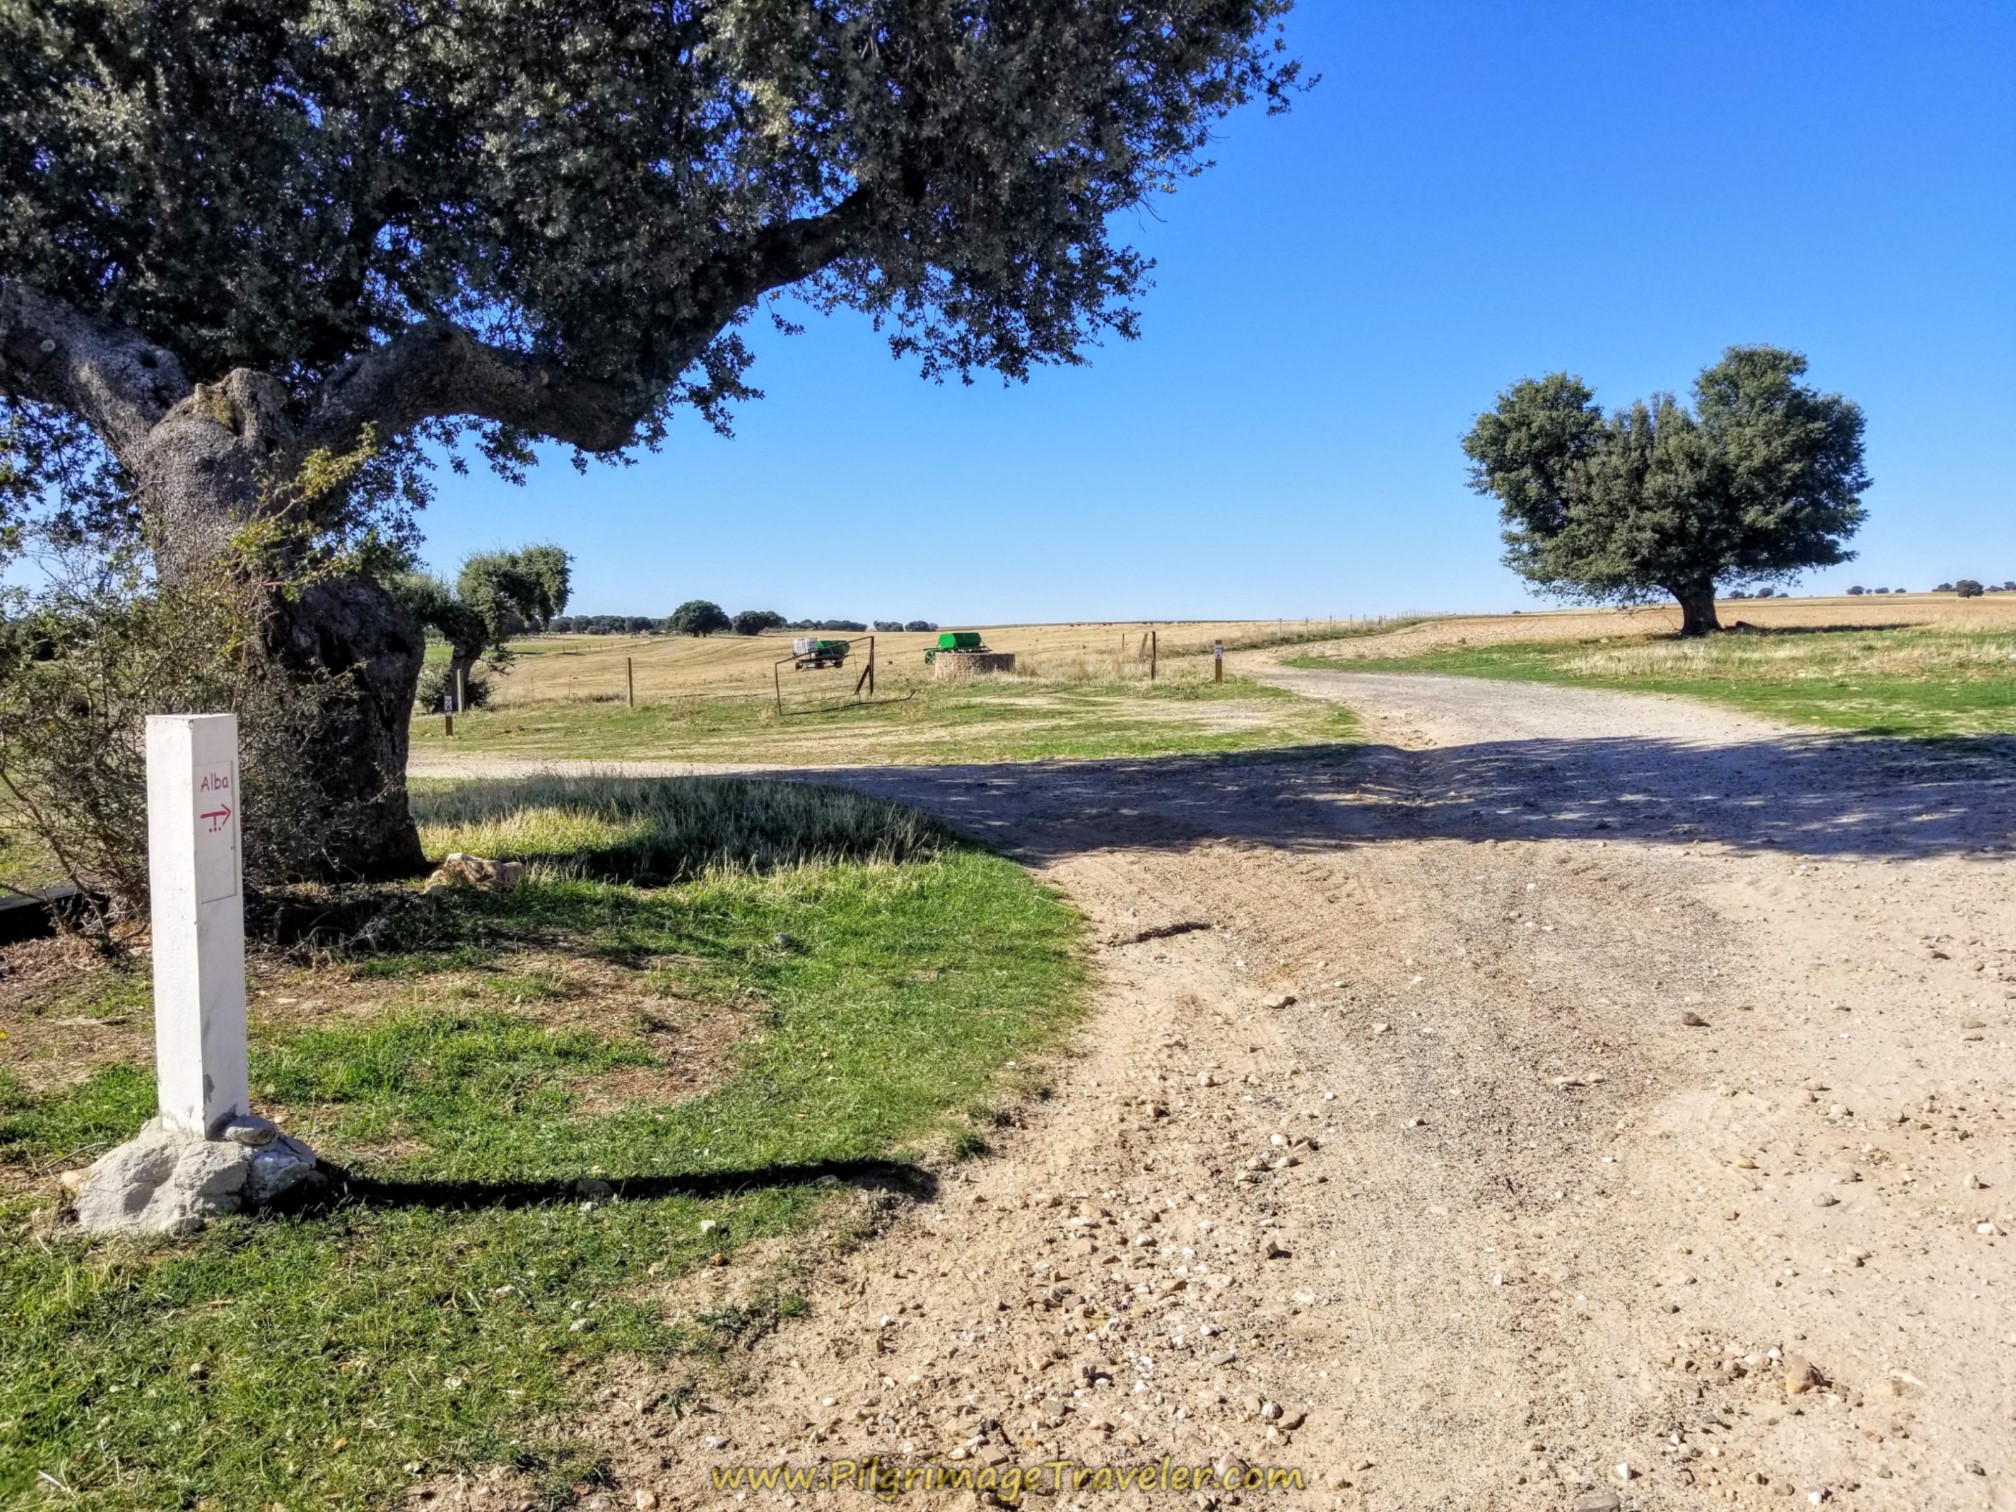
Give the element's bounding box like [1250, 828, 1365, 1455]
[790, 637, 850, 670]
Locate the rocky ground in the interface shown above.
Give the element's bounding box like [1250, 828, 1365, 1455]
[414, 665, 2016, 1512]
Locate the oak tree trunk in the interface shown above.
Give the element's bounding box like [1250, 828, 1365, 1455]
[143, 384, 428, 880]
[1672, 582, 1721, 638]
[266, 574, 429, 878]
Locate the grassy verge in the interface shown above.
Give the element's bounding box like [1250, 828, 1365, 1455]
[1292, 625, 2016, 737]
[0, 778, 1082, 1510]
[410, 672, 1356, 766]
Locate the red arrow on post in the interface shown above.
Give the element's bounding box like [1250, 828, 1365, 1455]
[200, 803, 232, 831]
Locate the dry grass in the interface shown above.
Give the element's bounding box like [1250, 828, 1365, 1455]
[411, 772, 948, 881]
[1547, 628, 2016, 682]
[1280, 592, 2016, 665]
[474, 617, 1399, 708]
[1295, 598, 2016, 737]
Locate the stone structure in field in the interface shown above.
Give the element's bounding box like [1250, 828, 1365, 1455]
[930, 651, 1018, 678]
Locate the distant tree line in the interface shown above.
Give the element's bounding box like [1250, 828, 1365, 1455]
[1841, 582, 2013, 597]
[542, 608, 939, 636]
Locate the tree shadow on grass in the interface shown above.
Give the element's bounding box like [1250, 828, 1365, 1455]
[290, 1154, 935, 1215]
[1711, 620, 1922, 636]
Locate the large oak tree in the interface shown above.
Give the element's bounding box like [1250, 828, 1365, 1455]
[1462, 346, 1870, 636]
[1, 0, 1299, 875]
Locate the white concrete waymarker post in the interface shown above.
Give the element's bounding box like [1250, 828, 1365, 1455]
[67, 714, 320, 1236]
[148, 713, 248, 1136]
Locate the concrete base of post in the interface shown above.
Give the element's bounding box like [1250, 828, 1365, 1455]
[64, 1115, 321, 1238]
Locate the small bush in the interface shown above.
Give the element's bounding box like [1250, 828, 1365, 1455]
[415, 662, 493, 712]
[0, 550, 370, 919]
[1955, 579, 1984, 598]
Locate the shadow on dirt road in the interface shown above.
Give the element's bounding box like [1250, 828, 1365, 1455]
[814, 730, 2015, 865]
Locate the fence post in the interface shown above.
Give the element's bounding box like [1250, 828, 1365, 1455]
[1150, 629, 1158, 681]
[1214, 640, 1223, 683]
[853, 635, 876, 698]
[626, 655, 635, 709]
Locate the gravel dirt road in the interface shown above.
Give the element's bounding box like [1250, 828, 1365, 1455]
[417, 667, 2016, 1512]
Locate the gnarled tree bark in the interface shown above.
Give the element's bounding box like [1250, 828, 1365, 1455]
[1670, 581, 1721, 638]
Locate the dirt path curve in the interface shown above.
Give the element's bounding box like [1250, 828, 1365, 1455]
[422, 670, 2016, 1512]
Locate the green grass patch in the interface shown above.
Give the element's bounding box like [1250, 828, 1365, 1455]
[1293, 625, 2016, 738]
[0, 779, 1081, 1509]
[410, 673, 1355, 766]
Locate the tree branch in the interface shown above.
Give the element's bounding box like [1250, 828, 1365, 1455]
[0, 280, 190, 461]
[302, 322, 646, 455]
[302, 188, 879, 458]
[735, 186, 879, 299]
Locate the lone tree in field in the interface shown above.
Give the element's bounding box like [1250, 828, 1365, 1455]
[0, 2, 1299, 876]
[669, 599, 731, 637]
[1462, 347, 1870, 636]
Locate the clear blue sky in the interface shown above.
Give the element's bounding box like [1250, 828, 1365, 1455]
[420, 1, 2016, 623]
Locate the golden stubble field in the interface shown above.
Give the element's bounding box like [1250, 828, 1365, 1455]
[486, 595, 2016, 706]
[483, 616, 1395, 706]
[1276, 591, 2016, 662]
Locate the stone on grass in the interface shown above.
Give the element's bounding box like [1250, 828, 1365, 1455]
[422, 853, 526, 894]
[68, 1117, 319, 1237]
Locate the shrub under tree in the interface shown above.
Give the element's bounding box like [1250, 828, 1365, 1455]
[1462, 346, 1871, 636]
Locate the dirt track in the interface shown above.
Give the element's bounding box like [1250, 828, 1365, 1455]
[421, 668, 2016, 1512]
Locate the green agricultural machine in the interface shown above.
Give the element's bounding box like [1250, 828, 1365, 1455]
[790, 636, 851, 670]
[921, 631, 985, 665]
[923, 630, 1015, 676]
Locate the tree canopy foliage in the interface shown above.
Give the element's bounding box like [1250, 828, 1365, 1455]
[0, 0, 1301, 877]
[2, 0, 1302, 534]
[669, 599, 731, 637]
[1462, 347, 1870, 635]
[456, 545, 572, 643]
